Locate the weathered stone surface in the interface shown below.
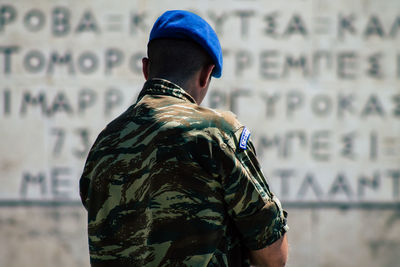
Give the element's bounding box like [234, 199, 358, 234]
[0, 0, 399, 266]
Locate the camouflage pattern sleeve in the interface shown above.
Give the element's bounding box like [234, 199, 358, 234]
[216, 116, 288, 251]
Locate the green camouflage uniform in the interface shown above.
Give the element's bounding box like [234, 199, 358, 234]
[80, 78, 288, 267]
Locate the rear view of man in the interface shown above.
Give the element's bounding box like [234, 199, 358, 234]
[80, 10, 288, 267]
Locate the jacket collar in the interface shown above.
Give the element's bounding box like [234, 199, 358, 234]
[137, 78, 196, 104]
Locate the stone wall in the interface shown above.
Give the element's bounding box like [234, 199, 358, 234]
[0, 0, 399, 266]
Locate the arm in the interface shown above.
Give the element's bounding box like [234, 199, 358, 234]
[249, 234, 288, 267]
[213, 122, 289, 265]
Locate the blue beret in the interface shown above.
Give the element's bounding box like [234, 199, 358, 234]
[149, 10, 223, 78]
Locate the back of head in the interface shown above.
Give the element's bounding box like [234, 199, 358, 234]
[147, 38, 213, 84]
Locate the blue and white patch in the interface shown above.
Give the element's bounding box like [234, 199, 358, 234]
[239, 127, 251, 150]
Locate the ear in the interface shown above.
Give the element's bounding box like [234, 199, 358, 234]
[199, 64, 215, 88]
[142, 57, 150, 80]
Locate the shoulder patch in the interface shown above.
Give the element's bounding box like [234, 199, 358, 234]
[239, 127, 251, 150]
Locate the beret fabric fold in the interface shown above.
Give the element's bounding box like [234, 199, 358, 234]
[149, 10, 223, 78]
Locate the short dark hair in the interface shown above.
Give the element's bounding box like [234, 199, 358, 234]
[147, 38, 213, 83]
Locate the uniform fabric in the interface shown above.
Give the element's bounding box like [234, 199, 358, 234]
[80, 78, 288, 266]
[149, 10, 223, 78]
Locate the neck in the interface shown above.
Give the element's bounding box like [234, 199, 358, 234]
[149, 75, 203, 104]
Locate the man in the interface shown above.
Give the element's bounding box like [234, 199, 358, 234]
[80, 10, 288, 267]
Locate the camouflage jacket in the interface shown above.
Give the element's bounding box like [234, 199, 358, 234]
[80, 78, 288, 267]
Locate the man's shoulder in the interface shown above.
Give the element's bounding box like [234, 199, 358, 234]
[177, 105, 247, 152]
[189, 105, 243, 133]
